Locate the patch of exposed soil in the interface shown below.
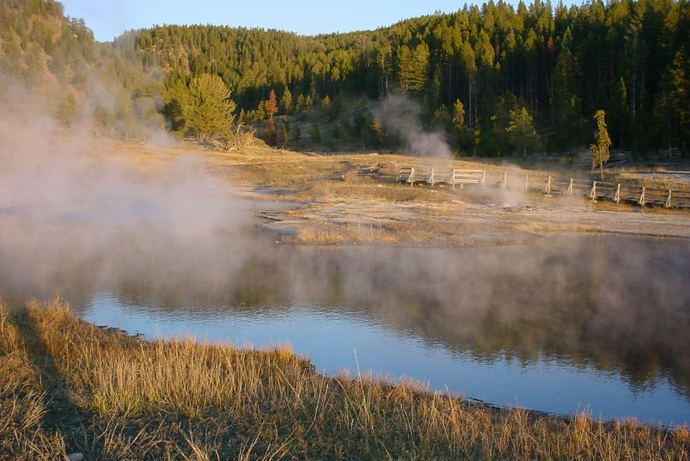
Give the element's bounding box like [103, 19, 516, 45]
[251, 188, 690, 247]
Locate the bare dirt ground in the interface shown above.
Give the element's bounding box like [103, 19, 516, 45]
[254, 187, 690, 247]
[102, 138, 690, 247]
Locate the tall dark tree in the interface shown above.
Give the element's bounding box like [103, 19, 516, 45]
[669, 48, 690, 150]
[280, 86, 293, 114]
[550, 30, 584, 151]
[508, 106, 541, 155]
[396, 42, 430, 97]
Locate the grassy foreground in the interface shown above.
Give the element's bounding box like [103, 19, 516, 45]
[1, 300, 688, 460]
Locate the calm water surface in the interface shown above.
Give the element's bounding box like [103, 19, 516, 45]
[67, 234, 690, 426]
[5, 148, 683, 425]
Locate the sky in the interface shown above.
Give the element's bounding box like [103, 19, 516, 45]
[59, 0, 484, 42]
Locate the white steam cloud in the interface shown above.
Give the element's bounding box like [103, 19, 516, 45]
[376, 94, 453, 158]
[0, 74, 252, 303]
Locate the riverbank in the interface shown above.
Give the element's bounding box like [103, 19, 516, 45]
[234, 155, 690, 247]
[3, 138, 690, 459]
[85, 138, 690, 247]
[2, 299, 688, 460]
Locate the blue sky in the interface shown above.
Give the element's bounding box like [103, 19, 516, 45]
[59, 0, 514, 42]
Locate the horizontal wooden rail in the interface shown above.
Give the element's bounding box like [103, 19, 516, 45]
[397, 166, 690, 209]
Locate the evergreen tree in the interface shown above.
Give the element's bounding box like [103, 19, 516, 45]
[396, 42, 430, 97]
[265, 89, 278, 119]
[669, 48, 690, 151]
[550, 30, 584, 151]
[477, 93, 515, 156]
[263, 118, 279, 146]
[590, 110, 612, 179]
[183, 73, 236, 141]
[370, 117, 386, 148]
[507, 106, 541, 156]
[281, 119, 290, 144]
[309, 123, 321, 143]
[7, 0, 689, 154]
[452, 99, 470, 150]
[281, 86, 293, 114]
[296, 94, 306, 112]
[453, 99, 465, 132]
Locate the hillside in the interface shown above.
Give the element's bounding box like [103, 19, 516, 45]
[0, 0, 162, 137]
[1, 0, 689, 158]
[124, 0, 690, 157]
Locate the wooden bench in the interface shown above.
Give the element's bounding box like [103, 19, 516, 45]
[398, 166, 415, 184]
[431, 168, 453, 185]
[451, 169, 485, 188]
[397, 166, 434, 186]
[398, 167, 454, 186]
[415, 167, 435, 185]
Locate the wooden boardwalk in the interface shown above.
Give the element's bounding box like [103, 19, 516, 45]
[398, 166, 690, 209]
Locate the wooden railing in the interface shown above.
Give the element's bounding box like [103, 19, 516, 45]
[398, 167, 485, 188]
[398, 166, 690, 209]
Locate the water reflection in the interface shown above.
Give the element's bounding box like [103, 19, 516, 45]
[2, 228, 690, 424]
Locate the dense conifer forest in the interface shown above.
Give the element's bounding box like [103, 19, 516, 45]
[1, 0, 689, 157]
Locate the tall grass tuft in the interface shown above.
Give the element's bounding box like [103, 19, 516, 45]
[1, 299, 688, 460]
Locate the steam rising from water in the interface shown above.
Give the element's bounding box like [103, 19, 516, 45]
[2, 75, 690, 423]
[0, 76, 251, 303]
[377, 95, 453, 158]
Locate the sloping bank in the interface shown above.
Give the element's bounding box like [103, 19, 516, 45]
[1, 299, 688, 460]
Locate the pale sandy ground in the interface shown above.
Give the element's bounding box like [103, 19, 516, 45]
[92, 138, 690, 247]
[255, 193, 690, 246]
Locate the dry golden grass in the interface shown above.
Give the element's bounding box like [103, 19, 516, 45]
[1, 299, 689, 460]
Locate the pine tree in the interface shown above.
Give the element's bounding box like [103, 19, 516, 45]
[590, 110, 612, 179]
[669, 48, 690, 151]
[296, 94, 306, 112]
[452, 99, 468, 149]
[263, 117, 279, 146]
[507, 106, 541, 156]
[183, 73, 236, 141]
[550, 30, 584, 151]
[265, 89, 278, 119]
[309, 123, 321, 143]
[453, 99, 465, 131]
[280, 86, 293, 114]
[397, 42, 430, 96]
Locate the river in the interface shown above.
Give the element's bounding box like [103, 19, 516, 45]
[5, 228, 685, 425]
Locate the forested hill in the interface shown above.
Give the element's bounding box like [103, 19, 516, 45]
[125, 0, 689, 156]
[0, 0, 163, 137]
[1, 0, 689, 157]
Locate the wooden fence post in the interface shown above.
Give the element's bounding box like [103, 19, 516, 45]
[545, 175, 552, 195]
[525, 174, 529, 191]
[614, 184, 621, 203]
[665, 189, 672, 208]
[503, 172, 508, 189]
[638, 186, 646, 205]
